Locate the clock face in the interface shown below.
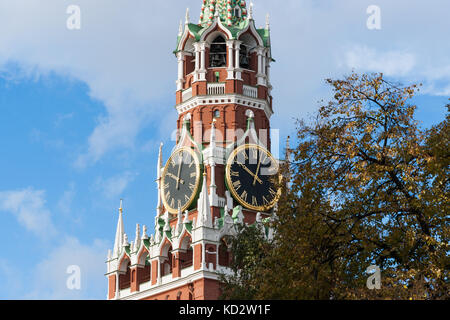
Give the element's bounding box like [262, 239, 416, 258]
[226, 144, 281, 212]
[161, 147, 201, 214]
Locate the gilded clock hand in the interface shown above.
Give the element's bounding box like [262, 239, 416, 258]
[239, 163, 263, 184]
[253, 158, 262, 186]
[176, 157, 183, 190]
[167, 172, 185, 185]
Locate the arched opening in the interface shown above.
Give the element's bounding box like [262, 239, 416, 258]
[177, 291, 182, 300]
[218, 238, 231, 267]
[179, 235, 193, 270]
[161, 245, 173, 277]
[239, 33, 258, 71]
[185, 38, 196, 75]
[209, 35, 227, 68]
[138, 251, 151, 284]
[119, 259, 131, 290]
[239, 44, 250, 70]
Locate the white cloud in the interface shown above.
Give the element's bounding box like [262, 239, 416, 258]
[0, 0, 449, 163]
[57, 183, 76, 216]
[0, 0, 182, 168]
[0, 188, 57, 240]
[93, 171, 137, 199]
[344, 45, 416, 76]
[25, 236, 109, 300]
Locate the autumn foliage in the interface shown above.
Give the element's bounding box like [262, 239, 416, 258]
[220, 73, 449, 300]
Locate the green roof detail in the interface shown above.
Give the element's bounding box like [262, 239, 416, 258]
[175, 3, 271, 53]
[143, 238, 150, 249]
[200, 0, 248, 27]
[185, 220, 193, 233]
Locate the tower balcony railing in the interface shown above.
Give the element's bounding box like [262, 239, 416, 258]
[181, 83, 262, 103]
[207, 82, 225, 95]
[243, 85, 258, 99]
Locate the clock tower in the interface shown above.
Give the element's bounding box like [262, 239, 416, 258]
[105, 0, 277, 300]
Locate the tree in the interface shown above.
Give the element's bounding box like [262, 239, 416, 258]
[220, 73, 449, 300]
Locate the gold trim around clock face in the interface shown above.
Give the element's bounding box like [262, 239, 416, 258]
[161, 147, 201, 214]
[225, 144, 281, 212]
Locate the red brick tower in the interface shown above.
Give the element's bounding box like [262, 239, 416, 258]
[106, 1, 277, 300]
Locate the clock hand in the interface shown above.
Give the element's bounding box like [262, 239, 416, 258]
[167, 172, 185, 185]
[176, 158, 182, 190]
[253, 158, 262, 186]
[239, 163, 263, 184]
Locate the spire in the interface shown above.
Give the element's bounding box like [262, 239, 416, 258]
[183, 210, 190, 224]
[285, 136, 291, 161]
[156, 142, 163, 216]
[245, 109, 255, 131]
[157, 142, 163, 177]
[113, 199, 124, 257]
[209, 119, 217, 199]
[134, 223, 141, 252]
[285, 136, 292, 188]
[214, 3, 220, 18]
[175, 207, 183, 236]
[197, 173, 212, 228]
[210, 118, 217, 150]
[178, 20, 183, 37]
[185, 7, 190, 25]
[163, 211, 171, 232]
[142, 225, 148, 240]
[123, 233, 129, 247]
[249, 2, 254, 20]
[266, 13, 270, 30]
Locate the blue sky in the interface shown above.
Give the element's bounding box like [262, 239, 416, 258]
[0, 0, 448, 299]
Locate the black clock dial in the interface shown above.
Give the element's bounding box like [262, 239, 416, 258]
[226, 144, 281, 212]
[161, 147, 201, 214]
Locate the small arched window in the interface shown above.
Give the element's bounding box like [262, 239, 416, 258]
[214, 109, 220, 118]
[210, 35, 227, 68]
[234, 7, 241, 18]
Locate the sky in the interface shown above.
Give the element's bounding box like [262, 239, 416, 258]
[0, 0, 448, 299]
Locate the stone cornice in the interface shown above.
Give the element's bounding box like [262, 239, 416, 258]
[175, 94, 273, 119]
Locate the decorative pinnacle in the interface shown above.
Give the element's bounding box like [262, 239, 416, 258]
[185, 7, 190, 24]
[214, 4, 219, 18]
[178, 20, 183, 36]
[249, 2, 254, 20]
[119, 199, 123, 214]
[266, 13, 270, 30]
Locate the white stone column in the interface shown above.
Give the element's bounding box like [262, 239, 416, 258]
[176, 52, 186, 91]
[234, 40, 242, 80]
[266, 58, 272, 92]
[256, 46, 266, 86]
[115, 271, 120, 300]
[226, 40, 234, 80]
[198, 41, 208, 82]
[262, 52, 267, 76]
[193, 43, 201, 83]
[157, 257, 162, 285]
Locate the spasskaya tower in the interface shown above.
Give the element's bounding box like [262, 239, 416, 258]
[106, 0, 278, 300]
